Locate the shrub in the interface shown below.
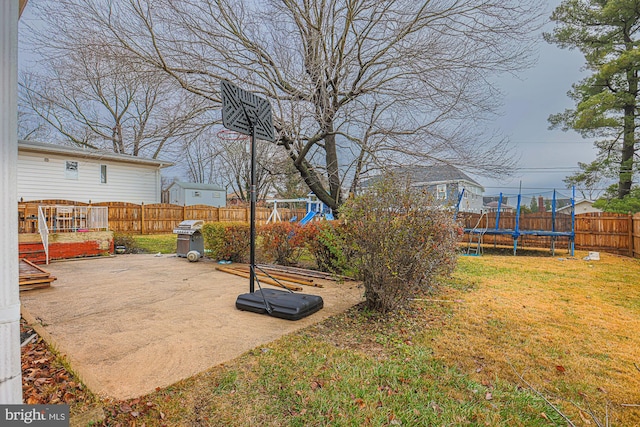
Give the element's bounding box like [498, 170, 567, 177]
[202, 222, 250, 262]
[112, 233, 140, 254]
[340, 175, 461, 313]
[258, 222, 302, 265]
[298, 221, 351, 274]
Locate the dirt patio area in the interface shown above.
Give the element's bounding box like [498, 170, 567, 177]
[20, 254, 364, 400]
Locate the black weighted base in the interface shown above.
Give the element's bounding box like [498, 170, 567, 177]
[236, 288, 323, 321]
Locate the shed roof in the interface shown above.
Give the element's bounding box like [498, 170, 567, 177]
[18, 140, 174, 168]
[170, 181, 226, 192]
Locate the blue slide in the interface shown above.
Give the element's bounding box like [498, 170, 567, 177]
[299, 211, 316, 225]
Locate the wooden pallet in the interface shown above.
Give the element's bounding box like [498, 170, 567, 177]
[19, 258, 56, 291]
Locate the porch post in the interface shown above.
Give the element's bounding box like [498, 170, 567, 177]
[0, 0, 23, 403]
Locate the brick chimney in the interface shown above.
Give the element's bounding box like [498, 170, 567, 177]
[538, 196, 545, 213]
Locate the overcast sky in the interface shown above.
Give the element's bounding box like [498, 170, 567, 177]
[479, 0, 598, 199]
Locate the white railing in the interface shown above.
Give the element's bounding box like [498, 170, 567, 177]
[37, 205, 109, 233]
[37, 206, 49, 265]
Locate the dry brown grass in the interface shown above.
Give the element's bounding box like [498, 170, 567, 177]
[431, 251, 640, 425]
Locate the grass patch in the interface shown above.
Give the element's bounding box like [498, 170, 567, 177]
[131, 234, 177, 254]
[434, 251, 640, 426]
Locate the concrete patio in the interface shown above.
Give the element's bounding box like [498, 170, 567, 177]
[20, 254, 364, 400]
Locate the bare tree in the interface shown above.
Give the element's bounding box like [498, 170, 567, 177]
[30, 0, 544, 210]
[214, 133, 288, 202]
[20, 7, 212, 159]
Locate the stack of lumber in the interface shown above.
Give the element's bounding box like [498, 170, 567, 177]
[216, 263, 351, 291]
[257, 264, 355, 282]
[215, 264, 305, 291]
[19, 259, 56, 291]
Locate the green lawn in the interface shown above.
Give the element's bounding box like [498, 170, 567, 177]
[132, 233, 177, 254]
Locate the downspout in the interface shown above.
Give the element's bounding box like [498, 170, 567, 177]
[0, 0, 23, 404]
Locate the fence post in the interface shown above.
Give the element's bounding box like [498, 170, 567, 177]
[183, 204, 187, 221]
[630, 213, 634, 258]
[141, 202, 145, 235]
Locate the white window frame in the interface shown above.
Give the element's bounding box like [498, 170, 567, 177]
[65, 160, 78, 180]
[100, 164, 107, 184]
[436, 184, 447, 200]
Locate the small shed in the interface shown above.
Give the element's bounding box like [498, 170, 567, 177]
[167, 181, 226, 207]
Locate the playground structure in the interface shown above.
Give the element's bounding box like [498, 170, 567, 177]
[266, 194, 333, 224]
[458, 187, 576, 256]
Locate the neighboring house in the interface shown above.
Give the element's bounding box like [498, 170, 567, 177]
[167, 181, 227, 207]
[483, 196, 516, 213]
[18, 140, 173, 204]
[557, 199, 602, 214]
[360, 164, 485, 213]
[483, 200, 516, 213]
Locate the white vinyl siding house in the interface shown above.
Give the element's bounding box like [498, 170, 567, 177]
[167, 181, 227, 207]
[18, 140, 173, 204]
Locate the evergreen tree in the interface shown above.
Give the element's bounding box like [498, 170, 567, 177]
[546, 0, 640, 199]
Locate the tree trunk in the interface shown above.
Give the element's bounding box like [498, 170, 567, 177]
[324, 125, 342, 208]
[619, 51, 637, 199]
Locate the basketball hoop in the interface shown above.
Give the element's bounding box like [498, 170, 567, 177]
[216, 128, 250, 141]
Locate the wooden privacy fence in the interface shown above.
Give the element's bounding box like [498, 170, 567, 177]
[18, 200, 306, 235]
[18, 201, 640, 258]
[459, 211, 640, 257]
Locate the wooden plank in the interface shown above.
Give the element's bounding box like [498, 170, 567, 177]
[257, 263, 354, 282]
[232, 264, 321, 287]
[215, 266, 303, 291]
[19, 277, 55, 285]
[19, 282, 52, 291]
[19, 259, 56, 291]
[19, 259, 52, 279]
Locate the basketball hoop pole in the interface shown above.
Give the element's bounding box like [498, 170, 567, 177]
[249, 123, 257, 293]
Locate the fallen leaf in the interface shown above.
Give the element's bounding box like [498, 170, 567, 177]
[26, 395, 40, 405]
[555, 365, 566, 373]
[485, 392, 493, 400]
[579, 410, 592, 424]
[540, 412, 548, 420]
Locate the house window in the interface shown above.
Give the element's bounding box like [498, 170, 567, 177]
[65, 161, 78, 180]
[100, 165, 107, 183]
[193, 191, 201, 197]
[436, 184, 447, 200]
